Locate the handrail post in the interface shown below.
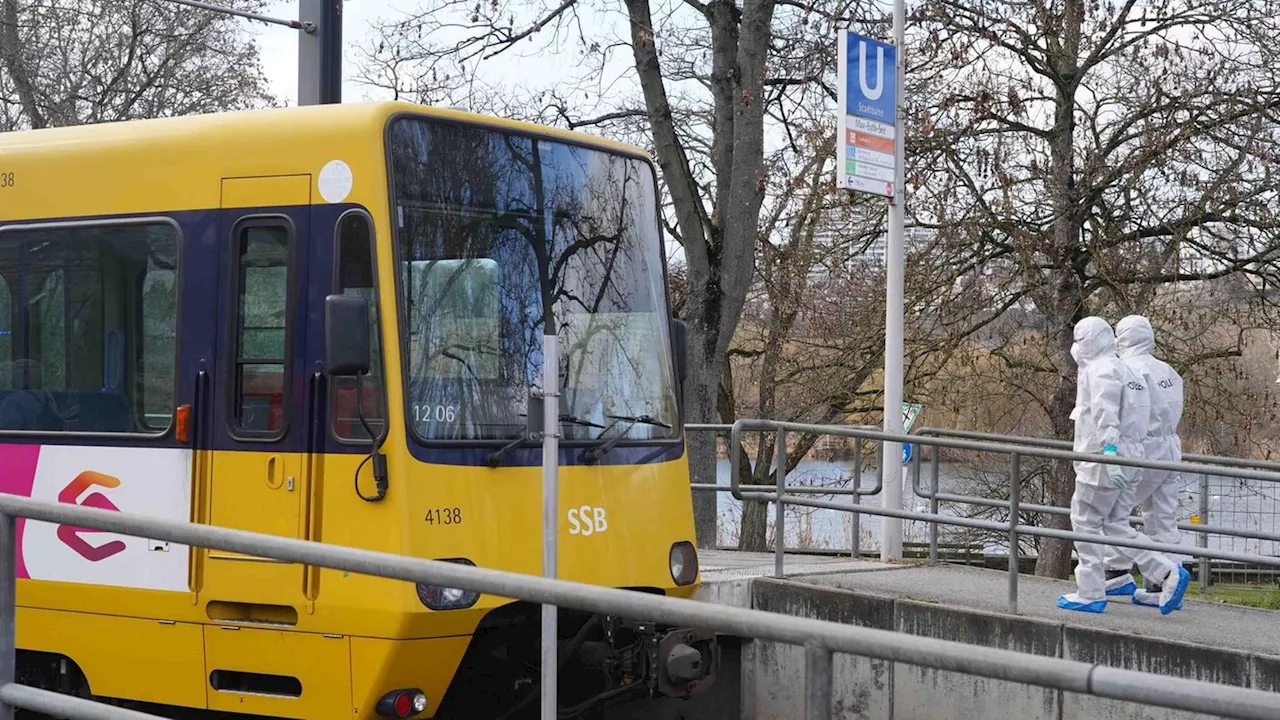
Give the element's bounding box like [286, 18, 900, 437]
[929, 444, 940, 565]
[876, 440, 885, 556]
[775, 427, 787, 578]
[1008, 453, 1021, 615]
[851, 440, 862, 559]
[910, 442, 923, 555]
[729, 422, 742, 499]
[0, 512, 14, 720]
[875, 440, 885, 494]
[804, 641, 832, 720]
[1199, 472, 1210, 598]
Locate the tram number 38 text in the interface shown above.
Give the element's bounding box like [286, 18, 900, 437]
[567, 506, 608, 536]
[425, 508, 462, 525]
[0, 172, 14, 188]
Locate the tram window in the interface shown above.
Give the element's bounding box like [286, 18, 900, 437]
[0, 276, 10, 379]
[141, 267, 177, 426]
[332, 212, 385, 441]
[231, 222, 291, 436]
[0, 221, 179, 434]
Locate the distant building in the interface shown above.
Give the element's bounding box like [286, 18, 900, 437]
[809, 205, 932, 269]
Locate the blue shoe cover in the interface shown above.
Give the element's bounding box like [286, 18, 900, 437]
[1160, 567, 1191, 616]
[1132, 589, 1160, 607]
[1135, 587, 1183, 610]
[1057, 594, 1106, 613]
[1106, 581, 1136, 596]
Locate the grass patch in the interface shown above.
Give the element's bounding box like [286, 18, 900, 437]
[1204, 584, 1280, 610]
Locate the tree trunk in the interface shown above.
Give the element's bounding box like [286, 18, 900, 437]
[732, 156, 826, 552]
[684, 350, 722, 548]
[0, 0, 46, 128]
[1035, 0, 1084, 579]
[716, 365, 770, 550]
[739, 283, 789, 552]
[1037, 279, 1083, 579]
[623, 0, 774, 548]
[738, 442, 770, 550]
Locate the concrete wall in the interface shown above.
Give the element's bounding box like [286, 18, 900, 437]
[738, 578, 1280, 720]
[748, 582, 893, 719]
[893, 600, 1060, 720]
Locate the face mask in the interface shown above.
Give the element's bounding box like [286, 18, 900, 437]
[1070, 341, 1082, 363]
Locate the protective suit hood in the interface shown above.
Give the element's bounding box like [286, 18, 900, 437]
[1115, 315, 1155, 358]
[1071, 316, 1116, 365]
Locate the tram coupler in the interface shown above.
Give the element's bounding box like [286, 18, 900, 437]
[653, 626, 718, 698]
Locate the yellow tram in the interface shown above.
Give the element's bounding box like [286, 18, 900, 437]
[0, 101, 713, 718]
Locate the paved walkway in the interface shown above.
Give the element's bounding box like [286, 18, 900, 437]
[698, 549, 897, 581]
[697, 550, 1280, 657]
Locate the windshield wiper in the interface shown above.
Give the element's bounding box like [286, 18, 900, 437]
[583, 414, 672, 465]
[485, 413, 606, 467]
[604, 413, 672, 429]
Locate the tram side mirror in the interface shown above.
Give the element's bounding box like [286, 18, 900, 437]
[672, 319, 689, 384]
[325, 294, 371, 376]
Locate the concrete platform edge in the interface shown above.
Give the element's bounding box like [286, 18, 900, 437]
[715, 576, 1280, 719]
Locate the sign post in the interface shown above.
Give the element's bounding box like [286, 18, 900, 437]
[838, 26, 905, 560]
[900, 402, 922, 466]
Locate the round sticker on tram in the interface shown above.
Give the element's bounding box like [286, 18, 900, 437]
[318, 159, 353, 203]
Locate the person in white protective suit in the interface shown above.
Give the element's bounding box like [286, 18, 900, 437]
[1102, 315, 1191, 607]
[1057, 316, 1191, 615]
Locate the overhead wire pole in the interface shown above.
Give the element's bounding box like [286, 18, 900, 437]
[154, 0, 340, 106]
[298, 0, 344, 105]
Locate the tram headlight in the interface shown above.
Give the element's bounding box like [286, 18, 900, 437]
[415, 558, 481, 611]
[669, 541, 698, 586]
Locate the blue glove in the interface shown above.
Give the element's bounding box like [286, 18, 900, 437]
[1102, 445, 1127, 489]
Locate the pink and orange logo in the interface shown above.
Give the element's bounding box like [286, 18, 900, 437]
[56, 471, 126, 562]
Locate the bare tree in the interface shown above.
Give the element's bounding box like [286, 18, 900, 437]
[0, 0, 274, 131]
[717, 125, 880, 550]
[908, 0, 1280, 577]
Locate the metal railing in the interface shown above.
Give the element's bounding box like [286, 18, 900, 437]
[687, 422, 884, 576]
[1, 493, 1280, 718]
[913, 426, 1280, 596]
[692, 419, 1280, 618]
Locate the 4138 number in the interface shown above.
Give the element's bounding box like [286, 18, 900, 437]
[425, 508, 462, 525]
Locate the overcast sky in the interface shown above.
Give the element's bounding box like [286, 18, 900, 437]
[244, 0, 615, 108]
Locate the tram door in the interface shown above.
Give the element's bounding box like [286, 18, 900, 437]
[202, 175, 314, 613]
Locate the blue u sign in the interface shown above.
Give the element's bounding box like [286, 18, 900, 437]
[845, 33, 896, 124]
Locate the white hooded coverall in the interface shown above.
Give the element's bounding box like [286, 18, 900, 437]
[1104, 315, 1190, 577]
[1069, 316, 1178, 602]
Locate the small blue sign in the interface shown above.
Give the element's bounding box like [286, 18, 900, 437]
[845, 33, 896, 125]
[902, 442, 912, 466]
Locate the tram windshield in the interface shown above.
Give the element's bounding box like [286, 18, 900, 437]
[386, 116, 679, 443]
